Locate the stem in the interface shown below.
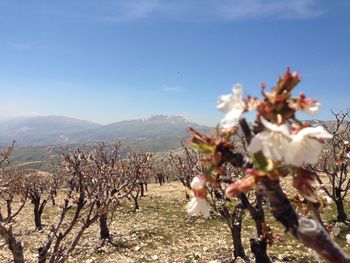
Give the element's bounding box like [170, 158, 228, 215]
[262, 177, 350, 263]
[297, 218, 350, 263]
[261, 178, 298, 235]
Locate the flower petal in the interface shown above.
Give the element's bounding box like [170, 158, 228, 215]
[217, 94, 233, 112]
[186, 197, 210, 218]
[190, 176, 205, 189]
[219, 109, 244, 129]
[346, 234, 350, 244]
[303, 102, 320, 115]
[217, 83, 245, 128]
[260, 117, 290, 135]
[297, 126, 332, 139]
[248, 130, 290, 161]
[232, 83, 243, 97]
[285, 126, 332, 166]
[247, 133, 264, 154]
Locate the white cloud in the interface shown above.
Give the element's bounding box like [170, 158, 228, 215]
[92, 0, 325, 22]
[217, 0, 325, 20]
[0, 111, 45, 121]
[10, 43, 32, 50]
[9, 42, 76, 55]
[95, 0, 160, 22]
[162, 85, 183, 92]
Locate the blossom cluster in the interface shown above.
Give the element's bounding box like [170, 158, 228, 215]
[218, 70, 331, 167]
[186, 69, 333, 217]
[186, 175, 210, 218]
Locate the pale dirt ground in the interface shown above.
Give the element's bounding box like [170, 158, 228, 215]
[1, 181, 349, 263]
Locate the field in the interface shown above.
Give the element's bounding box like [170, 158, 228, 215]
[1, 181, 350, 263]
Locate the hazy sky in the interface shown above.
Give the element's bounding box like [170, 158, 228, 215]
[1, 0, 349, 125]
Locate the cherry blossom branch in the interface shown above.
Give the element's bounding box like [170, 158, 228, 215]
[261, 177, 350, 263]
[188, 69, 350, 263]
[236, 117, 350, 262]
[297, 218, 350, 263]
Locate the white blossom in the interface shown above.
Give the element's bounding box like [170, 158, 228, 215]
[217, 84, 245, 129]
[325, 195, 333, 204]
[187, 196, 210, 218]
[346, 234, 350, 244]
[187, 176, 210, 218]
[318, 190, 333, 204]
[247, 118, 290, 161]
[332, 225, 341, 237]
[284, 126, 333, 166]
[302, 102, 321, 115]
[190, 176, 205, 189]
[318, 189, 326, 195]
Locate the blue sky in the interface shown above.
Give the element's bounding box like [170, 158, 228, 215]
[0, 0, 349, 125]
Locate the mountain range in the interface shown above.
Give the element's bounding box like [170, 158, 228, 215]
[0, 115, 211, 147]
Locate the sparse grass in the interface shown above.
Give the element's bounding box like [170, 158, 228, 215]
[1, 182, 350, 262]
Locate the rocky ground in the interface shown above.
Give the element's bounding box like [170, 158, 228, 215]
[1, 182, 350, 262]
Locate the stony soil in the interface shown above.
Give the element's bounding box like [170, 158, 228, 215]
[1, 182, 350, 262]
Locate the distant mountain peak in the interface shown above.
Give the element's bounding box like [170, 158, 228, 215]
[147, 115, 188, 123]
[0, 114, 209, 147]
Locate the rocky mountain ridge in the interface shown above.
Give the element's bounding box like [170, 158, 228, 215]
[0, 115, 210, 146]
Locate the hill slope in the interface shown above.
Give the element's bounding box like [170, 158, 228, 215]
[0, 115, 211, 147]
[73, 115, 209, 142]
[0, 115, 101, 146]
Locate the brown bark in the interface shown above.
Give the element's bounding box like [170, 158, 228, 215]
[230, 209, 248, 261]
[131, 193, 140, 211]
[335, 199, 348, 222]
[99, 213, 110, 240]
[33, 198, 46, 230]
[0, 223, 25, 263]
[250, 238, 270, 263]
[239, 193, 271, 263]
[33, 199, 43, 230]
[140, 182, 145, 197]
[216, 197, 248, 262]
[38, 199, 70, 263]
[6, 200, 12, 220]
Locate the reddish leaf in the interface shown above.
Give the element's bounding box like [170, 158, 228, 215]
[225, 176, 256, 197]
